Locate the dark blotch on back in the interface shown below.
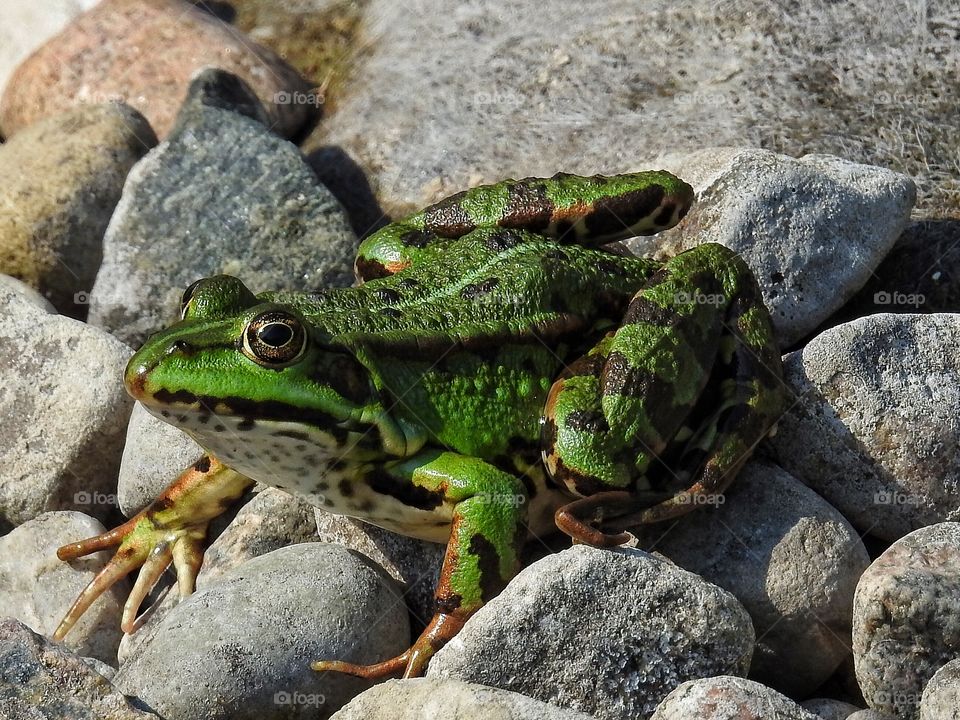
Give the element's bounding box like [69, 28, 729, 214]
[354, 256, 390, 281]
[374, 288, 402, 305]
[400, 229, 437, 248]
[423, 191, 476, 238]
[501, 181, 553, 232]
[565, 409, 610, 433]
[460, 277, 500, 300]
[483, 229, 523, 252]
[193, 456, 211, 473]
[585, 185, 665, 236]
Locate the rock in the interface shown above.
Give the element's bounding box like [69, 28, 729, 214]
[0, 512, 127, 665]
[88, 69, 357, 346]
[649, 676, 819, 720]
[853, 523, 960, 718]
[428, 545, 754, 720]
[0, 0, 100, 98]
[640, 460, 869, 697]
[768, 313, 960, 541]
[0, 618, 158, 720]
[0, 0, 313, 140]
[0, 274, 56, 312]
[641, 149, 915, 346]
[800, 698, 862, 720]
[920, 659, 960, 720]
[117, 403, 204, 516]
[308, 1, 946, 226]
[0, 103, 156, 315]
[846, 713, 898, 720]
[114, 543, 410, 720]
[330, 678, 598, 720]
[315, 510, 445, 627]
[0, 285, 133, 527]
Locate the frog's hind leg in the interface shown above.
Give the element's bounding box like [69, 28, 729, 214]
[312, 451, 528, 679]
[544, 243, 783, 543]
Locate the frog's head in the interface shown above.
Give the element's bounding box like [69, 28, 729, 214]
[125, 276, 377, 461]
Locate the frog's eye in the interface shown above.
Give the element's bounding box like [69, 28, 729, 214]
[242, 311, 307, 367]
[180, 279, 204, 319]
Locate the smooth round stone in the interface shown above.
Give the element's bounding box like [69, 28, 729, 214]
[0, 102, 155, 315]
[640, 148, 915, 347]
[0, 512, 127, 665]
[330, 678, 598, 720]
[0, 0, 312, 139]
[0, 285, 133, 528]
[114, 543, 410, 720]
[641, 460, 869, 697]
[920, 659, 960, 720]
[428, 545, 754, 720]
[853, 523, 960, 718]
[0, 274, 56, 312]
[769, 313, 960, 541]
[88, 68, 357, 347]
[650, 676, 819, 720]
[0, 618, 157, 720]
[800, 698, 862, 720]
[117, 403, 204, 516]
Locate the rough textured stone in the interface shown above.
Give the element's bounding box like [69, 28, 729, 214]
[330, 678, 598, 720]
[636, 149, 915, 346]
[0, 0, 313, 139]
[309, 1, 954, 228]
[649, 676, 819, 720]
[314, 510, 445, 627]
[0, 103, 156, 315]
[769, 314, 960, 542]
[800, 698, 862, 720]
[642, 460, 869, 697]
[114, 543, 410, 720]
[0, 618, 158, 720]
[920, 659, 960, 720]
[853, 523, 960, 718]
[428, 545, 754, 720]
[88, 69, 357, 346]
[0, 512, 127, 665]
[0, 274, 56, 312]
[0, 285, 133, 527]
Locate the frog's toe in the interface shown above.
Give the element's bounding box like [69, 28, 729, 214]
[311, 651, 412, 680]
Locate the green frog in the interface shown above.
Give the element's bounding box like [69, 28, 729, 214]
[53, 171, 784, 679]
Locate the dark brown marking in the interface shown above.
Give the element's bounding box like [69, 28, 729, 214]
[193, 456, 211, 473]
[653, 202, 676, 226]
[237, 417, 255, 431]
[501, 181, 553, 232]
[469, 534, 505, 602]
[274, 429, 310, 442]
[483, 229, 523, 252]
[400, 229, 436, 248]
[585, 185, 665, 237]
[355, 256, 390, 281]
[374, 288, 401, 304]
[460, 277, 500, 300]
[423, 191, 476, 238]
[338, 478, 354, 498]
[565, 409, 609, 433]
[366, 468, 445, 511]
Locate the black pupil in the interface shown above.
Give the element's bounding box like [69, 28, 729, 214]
[258, 322, 294, 347]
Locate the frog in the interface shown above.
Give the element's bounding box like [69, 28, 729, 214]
[52, 171, 784, 679]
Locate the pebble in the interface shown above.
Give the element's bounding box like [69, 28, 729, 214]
[0, 102, 156, 315]
[0, 0, 313, 140]
[428, 545, 754, 720]
[919, 659, 960, 720]
[87, 68, 357, 346]
[0, 618, 158, 720]
[642, 460, 869, 697]
[769, 313, 960, 541]
[852, 523, 960, 718]
[649, 676, 819, 720]
[0, 512, 127, 665]
[0, 285, 133, 528]
[113, 543, 410, 720]
[330, 678, 598, 720]
[800, 698, 862, 720]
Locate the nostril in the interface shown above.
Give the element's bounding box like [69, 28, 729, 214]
[167, 340, 195, 356]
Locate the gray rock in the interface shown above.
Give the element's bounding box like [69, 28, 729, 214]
[800, 698, 862, 720]
[428, 545, 754, 720]
[0, 102, 155, 316]
[769, 313, 960, 541]
[0, 618, 158, 720]
[638, 149, 915, 346]
[89, 69, 357, 346]
[641, 460, 869, 697]
[0, 286, 133, 527]
[846, 713, 898, 720]
[114, 543, 410, 720]
[330, 678, 598, 720]
[853, 523, 960, 718]
[649, 676, 819, 720]
[920, 659, 960, 720]
[309, 1, 946, 223]
[315, 510, 445, 627]
[0, 512, 127, 665]
[117, 403, 205, 516]
[0, 274, 56, 312]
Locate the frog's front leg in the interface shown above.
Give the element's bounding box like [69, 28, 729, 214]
[544, 242, 784, 542]
[312, 450, 528, 679]
[53, 455, 253, 639]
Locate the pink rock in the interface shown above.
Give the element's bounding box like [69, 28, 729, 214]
[0, 0, 314, 139]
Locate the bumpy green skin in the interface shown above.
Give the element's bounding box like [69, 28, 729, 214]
[60, 171, 785, 679]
